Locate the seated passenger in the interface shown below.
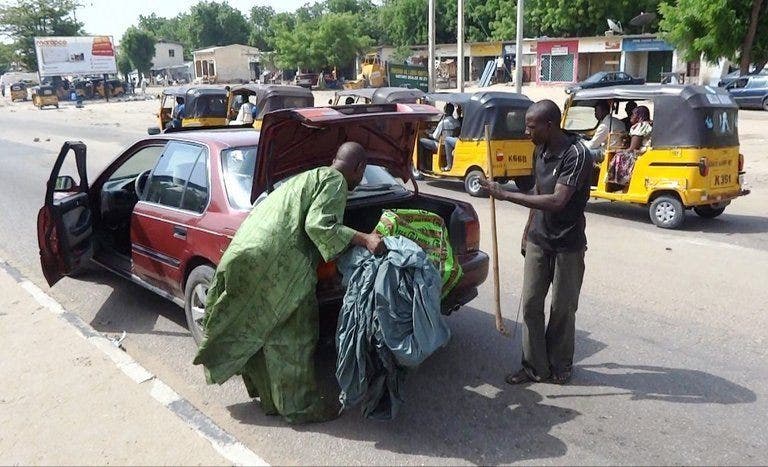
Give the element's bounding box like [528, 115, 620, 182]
[584, 100, 626, 163]
[418, 103, 460, 171]
[607, 106, 652, 186]
[621, 100, 638, 130]
[231, 95, 256, 125]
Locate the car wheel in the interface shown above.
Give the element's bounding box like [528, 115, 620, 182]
[694, 205, 726, 218]
[649, 195, 685, 229]
[184, 264, 215, 345]
[514, 175, 535, 192]
[762, 97, 768, 112]
[464, 169, 487, 197]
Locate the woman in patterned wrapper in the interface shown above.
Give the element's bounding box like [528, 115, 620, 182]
[607, 105, 652, 186]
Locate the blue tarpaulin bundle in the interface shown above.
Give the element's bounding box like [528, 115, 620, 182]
[335, 236, 451, 420]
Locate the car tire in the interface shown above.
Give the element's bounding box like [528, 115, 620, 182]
[184, 264, 215, 346]
[514, 175, 535, 192]
[649, 195, 685, 229]
[694, 205, 726, 218]
[762, 97, 768, 112]
[464, 169, 487, 197]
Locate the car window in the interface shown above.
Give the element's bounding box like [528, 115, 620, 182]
[108, 145, 166, 182]
[180, 152, 209, 213]
[617, 72, 630, 80]
[144, 141, 208, 211]
[221, 146, 258, 210]
[746, 78, 767, 89]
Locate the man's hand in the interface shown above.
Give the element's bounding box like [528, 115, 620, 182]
[365, 233, 386, 256]
[478, 178, 506, 200]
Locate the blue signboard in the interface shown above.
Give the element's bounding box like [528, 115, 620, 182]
[622, 37, 674, 52]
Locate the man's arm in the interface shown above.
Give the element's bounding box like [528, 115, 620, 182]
[431, 120, 444, 140]
[584, 122, 607, 150]
[483, 181, 577, 212]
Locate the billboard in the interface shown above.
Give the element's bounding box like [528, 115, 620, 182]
[34, 36, 117, 77]
[388, 64, 429, 92]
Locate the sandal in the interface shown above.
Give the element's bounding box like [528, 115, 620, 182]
[505, 369, 533, 385]
[549, 371, 572, 385]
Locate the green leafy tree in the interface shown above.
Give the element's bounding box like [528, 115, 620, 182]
[186, 1, 249, 50]
[248, 5, 275, 50]
[273, 12, 371, 71]
[116, 52, 132, 79]
[0, 0, 83, 70]
[660, 0, 767, 74]
[120, 27, 156, 76]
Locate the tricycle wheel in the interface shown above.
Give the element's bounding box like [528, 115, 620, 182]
[185, 264, 215, 346]
[694, 205, 726, 218]
[464, 169, 487, 197]
[649, 195, 685, 229]
[514, 175, 535, 192]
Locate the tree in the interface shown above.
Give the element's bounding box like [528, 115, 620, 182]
[186, 1, 249, 50]
[0, 0, 83, 70]
[0, 43, 16, 74]
[120, 27, 156, 77]
[116, 52, 132, 79]
[273, 12, 371, 71]
[248, 5, 275, 51]
[659, 0, 768, 74]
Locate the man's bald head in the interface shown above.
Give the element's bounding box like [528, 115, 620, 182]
[332, 142, 368, 189]
[527, 99, 562, 126]
[525, 99, 563, 146]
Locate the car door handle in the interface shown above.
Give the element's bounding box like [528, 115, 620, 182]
[173, 225, 187, 239]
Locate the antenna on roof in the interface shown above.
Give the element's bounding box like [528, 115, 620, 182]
[606, 19, 623, 35]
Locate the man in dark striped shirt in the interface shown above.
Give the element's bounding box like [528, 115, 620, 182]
[481, 99, 591, 385]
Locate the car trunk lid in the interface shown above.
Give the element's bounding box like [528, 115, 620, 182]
[251, 103, 441, 202]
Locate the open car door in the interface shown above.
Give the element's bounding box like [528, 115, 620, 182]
[37, 141, 93, 286]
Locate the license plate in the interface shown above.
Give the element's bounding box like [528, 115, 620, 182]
[711, 172, 734, 188]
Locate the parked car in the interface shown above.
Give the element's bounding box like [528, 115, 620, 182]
[294, 72, 319, 88]
[37, 104, 490, 344]
[717, 68, 768, 88]
[566, 71, 645, 94]
[726, 75, 768, 111]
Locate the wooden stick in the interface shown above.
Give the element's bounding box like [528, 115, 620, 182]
[485, 124, 508, 336]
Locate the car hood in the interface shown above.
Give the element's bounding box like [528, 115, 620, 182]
[251, 103, 441, 201]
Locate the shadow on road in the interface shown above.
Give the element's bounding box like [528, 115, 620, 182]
[585, 200, 768, 235]
[548, 362, 756, 404]
[79, 268, 190, 337]
[226, 306, 756, 463]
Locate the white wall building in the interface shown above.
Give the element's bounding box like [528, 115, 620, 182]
[152, 40, 184, 70]
[192, 44, 261, 83]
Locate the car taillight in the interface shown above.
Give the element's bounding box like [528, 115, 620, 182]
[464, 218, 480, 252]
[739, 153, 744, 171]
[698, 157, 709, 177]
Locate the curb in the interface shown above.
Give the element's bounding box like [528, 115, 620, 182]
[0, 258, 268, 467]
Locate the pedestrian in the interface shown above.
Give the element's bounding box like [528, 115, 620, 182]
[167, 96, 184, 129]
[140, 76, 147, 95]
[480, 99, 591, 385]
[194, 142, 385, 424]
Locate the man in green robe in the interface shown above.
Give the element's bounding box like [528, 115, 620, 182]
[193, 142, 385, 423]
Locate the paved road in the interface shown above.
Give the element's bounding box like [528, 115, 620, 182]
[1, 102, 767, 464]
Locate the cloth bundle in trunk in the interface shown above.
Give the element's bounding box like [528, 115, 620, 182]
[375, 209, 463, 297]
[335, 235, 451, 420]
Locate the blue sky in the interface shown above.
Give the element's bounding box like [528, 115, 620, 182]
[77, 0, 314, 43]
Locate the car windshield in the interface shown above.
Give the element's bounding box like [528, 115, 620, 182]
[564, 104, 598, 131]
[222, 147, 407, 210]
[584, 73, 607, 84]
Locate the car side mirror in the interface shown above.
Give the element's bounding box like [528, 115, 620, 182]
[328, 98, 333, 105]
[55, 175, 76, 191]
[147, 127, 161, 135]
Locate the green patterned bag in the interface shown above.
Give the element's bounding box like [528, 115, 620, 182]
[375, 209, 463, 297]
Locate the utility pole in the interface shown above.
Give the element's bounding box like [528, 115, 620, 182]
[515, 0, 524, 94]
[428, 0, 436, 92]
[457, 0, 464, 92]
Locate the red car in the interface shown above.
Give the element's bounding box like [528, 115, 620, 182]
[37, 104, 489, 343]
